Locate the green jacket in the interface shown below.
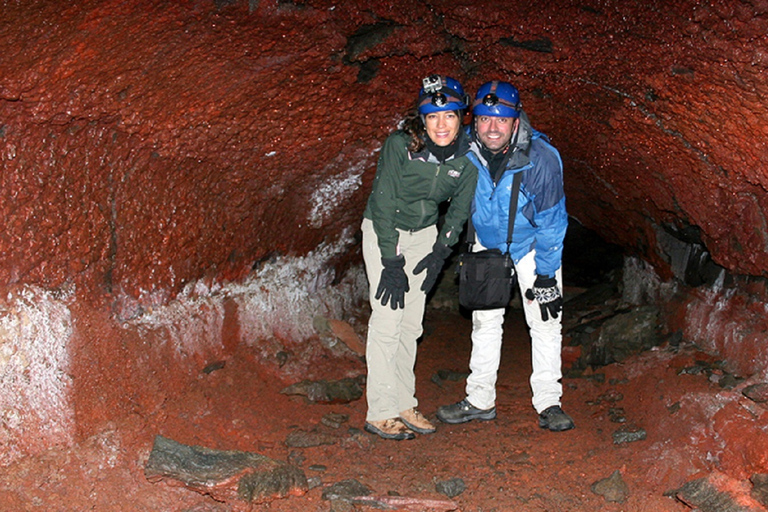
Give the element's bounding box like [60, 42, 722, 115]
[364, 130, 478, 259]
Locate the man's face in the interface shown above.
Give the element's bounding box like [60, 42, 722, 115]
[475, 115, 518, 153]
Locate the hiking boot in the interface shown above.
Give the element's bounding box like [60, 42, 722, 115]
[436, 399, 496, 424]
[364, 418, 416, 440]
[538, 405, 575, 432]
[399, 408, 436, 434]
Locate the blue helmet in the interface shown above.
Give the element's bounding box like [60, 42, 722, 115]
[472, 81, 521, 118]
[417, 75, 469, 114]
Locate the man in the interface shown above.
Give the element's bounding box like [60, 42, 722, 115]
[436, 80, 574, 431]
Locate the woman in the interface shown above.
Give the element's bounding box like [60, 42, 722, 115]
[362, 75, 478, 440]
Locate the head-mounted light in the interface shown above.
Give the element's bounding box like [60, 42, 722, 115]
[473, 92, 521, 112]
[482, 93, 500, 107]
[431, 92, 448, 107]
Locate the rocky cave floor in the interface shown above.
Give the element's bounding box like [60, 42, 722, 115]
[1, 281, 767, 511]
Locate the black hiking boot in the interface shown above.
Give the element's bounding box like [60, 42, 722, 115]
[436, 399, 496, 424]
[538, 405, 575, 432]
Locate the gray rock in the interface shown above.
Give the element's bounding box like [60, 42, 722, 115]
[285, 429, 337, 448]
[591, 470, 629, 503]
[752, 474, 768, 507]
[677, 473, 764, 512]
[570, 305, 661, 369]
[435, 477, 466, 498]
[321, 412, 350, 429]
[608, 407, 627, 423]
[612, 424, 647, 444]
[144, 435, 307, 504]
[591, 306, 660, 365]
[322, 478, 372, 501]
[280, 377, 364, 403]
[743, 383, 768, 403]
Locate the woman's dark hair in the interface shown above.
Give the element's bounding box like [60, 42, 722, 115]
[402, 112, 426, 153]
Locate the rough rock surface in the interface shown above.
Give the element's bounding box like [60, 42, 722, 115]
[1, 0, 766, 302]
[144, 435, 308, 504]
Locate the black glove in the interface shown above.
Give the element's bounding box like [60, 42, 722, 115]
[524, 275, 563, 321]
[413, 243, 453, 293]
[375, 255, 410, 310]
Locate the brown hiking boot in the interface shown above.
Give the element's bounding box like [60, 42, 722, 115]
[399, 408, 436, 434]
[364, 418, 415, 440]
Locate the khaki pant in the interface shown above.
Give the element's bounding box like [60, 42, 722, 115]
[362, 218, 436, 422]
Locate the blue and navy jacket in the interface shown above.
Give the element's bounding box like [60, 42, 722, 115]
[466, 111, 567, 279]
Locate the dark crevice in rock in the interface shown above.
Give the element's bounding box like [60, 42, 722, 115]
[344, 21, 398, 62]
[343, 21, 398, 83]
[356, 59, 380, 83]
[658, 222, 726, 287]
[499, 36, 553, 53]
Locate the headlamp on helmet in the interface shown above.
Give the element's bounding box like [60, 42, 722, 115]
[417, 75, 469, 114]
[472, 81, 521, 118]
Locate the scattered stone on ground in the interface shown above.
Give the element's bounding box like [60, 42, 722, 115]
[750, 473, 768, 507]
[321, 412, 350, 429]
[612, 424, 647, 444]
[284, 429, 337, 448]
[742, 383, 768, 403]
[143, 435, 307, 504]
[435, 477, 466, 498]
[321, 479, 372, 501]
[280, 376, 364, 403]
[608, 407, 627, 423]
[201, 360, 226, 374]
[675, 471, 767, 512]
[591, 470, 630, 503]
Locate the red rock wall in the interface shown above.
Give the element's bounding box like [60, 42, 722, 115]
[3, 0, 767, 305]
[0, 0, 386, 313]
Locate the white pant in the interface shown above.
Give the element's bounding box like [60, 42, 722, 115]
[465, 247, 564, 414]
[362, 218, 435, 422]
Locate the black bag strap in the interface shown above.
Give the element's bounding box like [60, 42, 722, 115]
[467, 170, 522, 255]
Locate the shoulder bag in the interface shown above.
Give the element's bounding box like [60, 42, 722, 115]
[458, 171, 522, 310]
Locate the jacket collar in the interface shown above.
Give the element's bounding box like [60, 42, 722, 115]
[410, 129, 471, 163]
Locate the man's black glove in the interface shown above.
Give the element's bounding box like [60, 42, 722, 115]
[413, 243, 453, 293]
[375, 255, 410, 310]
[524, 275, 563, 321]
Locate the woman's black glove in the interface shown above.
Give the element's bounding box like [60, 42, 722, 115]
[524, 275, 563, 321]
[375, 255, 410, 310]
[413, 243, 453, 293]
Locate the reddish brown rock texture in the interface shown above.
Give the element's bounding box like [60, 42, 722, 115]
[2, 1, 766, 297]
[1, 0, 767, 477]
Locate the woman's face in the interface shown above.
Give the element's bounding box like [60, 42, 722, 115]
[424, 110, 461, 147]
